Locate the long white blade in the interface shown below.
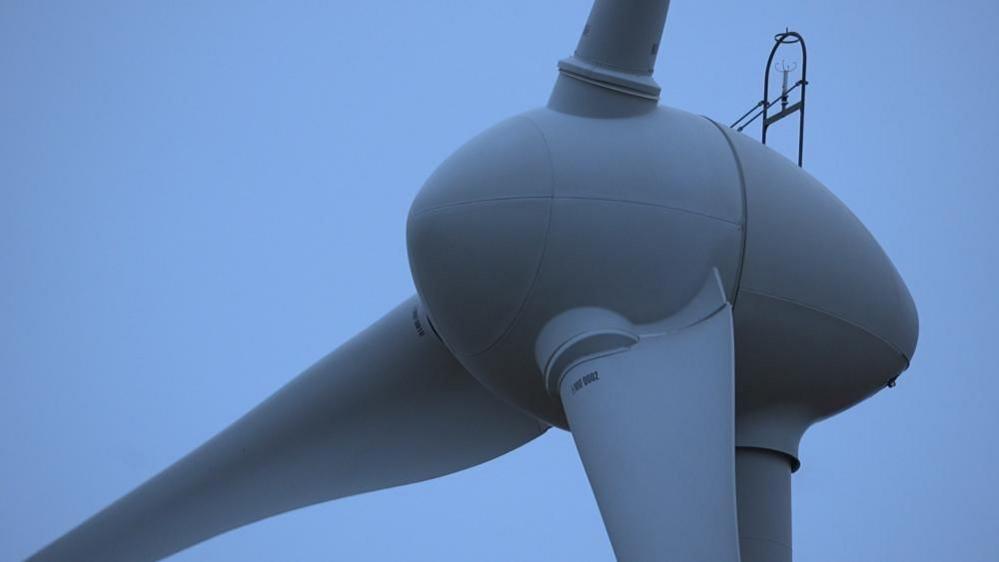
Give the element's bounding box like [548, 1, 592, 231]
[559, 284, 740, 561]
[31, 296, 547, 561]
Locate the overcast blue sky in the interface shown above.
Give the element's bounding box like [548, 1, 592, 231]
[2, 1, 997, 560]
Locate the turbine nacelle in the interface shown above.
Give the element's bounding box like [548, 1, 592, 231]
[407, 72, 917, 466]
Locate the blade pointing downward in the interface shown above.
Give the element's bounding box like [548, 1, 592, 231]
[558, 276, 740, 562]
[31, 296, 546, 561]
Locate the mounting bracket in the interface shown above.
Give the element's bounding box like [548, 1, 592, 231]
[730, 30, 809, 167]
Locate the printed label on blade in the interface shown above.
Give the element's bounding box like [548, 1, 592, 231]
[570, 370, 600, 395]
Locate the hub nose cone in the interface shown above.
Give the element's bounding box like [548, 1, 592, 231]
[407, 117, 554, 356]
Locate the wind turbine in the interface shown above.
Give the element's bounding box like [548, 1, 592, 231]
[30, 1, 918, 561]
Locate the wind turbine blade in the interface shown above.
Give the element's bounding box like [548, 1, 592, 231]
[557, 280, 740, 562]
[31, 296, 547, 562]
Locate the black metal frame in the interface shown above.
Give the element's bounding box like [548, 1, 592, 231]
[730, 30, 808, 167]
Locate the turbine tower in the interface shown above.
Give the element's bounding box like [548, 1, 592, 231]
[31, 1, 918, 561]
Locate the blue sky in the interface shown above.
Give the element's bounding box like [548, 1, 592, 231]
[2, 1, 997, 560]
